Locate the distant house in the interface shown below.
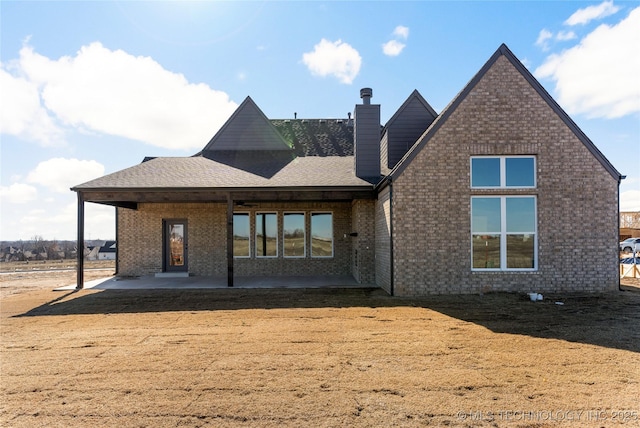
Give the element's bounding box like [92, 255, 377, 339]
[98, 241, 116, 260]
[72, 44, 622, 295]
[620, 212, 640, 240]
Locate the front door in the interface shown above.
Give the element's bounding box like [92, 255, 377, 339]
[164, 220, 188, 272]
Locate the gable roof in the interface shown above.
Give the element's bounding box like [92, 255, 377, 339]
[382, 43, 621, 186]
[383, 89, 437, 132]
[202, 96, 292, 152]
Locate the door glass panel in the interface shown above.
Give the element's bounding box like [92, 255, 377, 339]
[169, 224, 184, 267]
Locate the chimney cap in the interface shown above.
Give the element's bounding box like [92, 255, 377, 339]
[360, 87, 373, 100]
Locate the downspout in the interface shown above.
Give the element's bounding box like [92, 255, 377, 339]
[618, 174, 626, 291]
[76, 191, 84, 290]
[389, 180, 394, 296]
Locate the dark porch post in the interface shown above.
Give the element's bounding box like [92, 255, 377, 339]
[226, 194, 234, 287]
[76, 191, 85, 290]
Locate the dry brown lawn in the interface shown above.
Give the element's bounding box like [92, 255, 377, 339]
[1, 271, 639, 427]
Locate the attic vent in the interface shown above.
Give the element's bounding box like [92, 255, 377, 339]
[319, 119, 326, 124]
[284, 119, 291, 123]
[336, 119, 344, 124]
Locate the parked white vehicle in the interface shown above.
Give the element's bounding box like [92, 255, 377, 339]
[619, 238, 640, 254]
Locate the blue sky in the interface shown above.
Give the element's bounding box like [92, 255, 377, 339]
[1, 0, 639, 241]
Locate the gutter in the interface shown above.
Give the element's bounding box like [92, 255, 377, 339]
[618, 174, 626, 291]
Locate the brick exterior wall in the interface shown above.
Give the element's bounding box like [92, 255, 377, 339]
[351, 199, 376, 284]
[117, 203, 226, 277]
[389, 55, 619, 295]
[375, 186, 392, 293]
[118, 201, 369, 279]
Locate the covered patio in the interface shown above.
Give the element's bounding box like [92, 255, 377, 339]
[59, 274, 374, 291]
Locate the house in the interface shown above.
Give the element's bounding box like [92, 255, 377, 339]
[620, 211, 640, 240]
[98, 241, 117, 260]
[72, 44, 622, 295]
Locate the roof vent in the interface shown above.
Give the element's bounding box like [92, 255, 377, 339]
[360, 87, 373, 105]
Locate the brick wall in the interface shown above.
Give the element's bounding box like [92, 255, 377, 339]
[117, 203, 226, 277]
[118, 201, 357, 278]
[390, 55, 619, 295]
[351, 199, 376, 284]
[375, 186, 392, 293]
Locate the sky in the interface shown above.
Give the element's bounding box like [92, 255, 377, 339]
[1, 0, 639, 242]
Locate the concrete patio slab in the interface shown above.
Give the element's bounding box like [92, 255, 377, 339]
[56, 275, 374, 291]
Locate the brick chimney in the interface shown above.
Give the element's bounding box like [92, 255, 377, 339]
[354, 88, 381, 181]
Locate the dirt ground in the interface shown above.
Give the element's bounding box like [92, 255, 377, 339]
[1, 272, 639, 427]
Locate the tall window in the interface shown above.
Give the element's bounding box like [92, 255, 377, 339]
[256, 213, 277, 257]
[471, 196, 537, 270]
[283, 213, 305, 257]
[471, 156, 536, 188]
[311, 213, 333, 257]
[233, 213, 250, 258]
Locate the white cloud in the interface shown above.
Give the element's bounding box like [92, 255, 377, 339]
[0, 183, 38, 204]
[565, 0, 620, 26]
[27, 158, 105, 193]
[393, 25, 409, 40]
[621, 189, 640, 211]
[302, 39, 361, 84]
[383, 25, 409, 56]
[7, 42, 238, 150]
[535, 29, 553, 50]
[0, 68, 65, 146]
[535, 7, 640, 119]
[382, 40, 406, 57]
[556, 30, 577, 41]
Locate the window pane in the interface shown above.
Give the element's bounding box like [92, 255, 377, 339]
[472, 234, 501, 269]
[471, 198, 501, 233]
[506, 197, 536, 232]
[284, 213, 305, 257]
[233, 213, 250, 257]
[506, 157, 535, 187]
[471, 157, 500, 187]
[256, 213, 277, 257]
[507, 234, 535, 268]
[311, 213, 333, 257]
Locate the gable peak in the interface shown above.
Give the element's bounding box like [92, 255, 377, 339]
[202, 95, 292, 152]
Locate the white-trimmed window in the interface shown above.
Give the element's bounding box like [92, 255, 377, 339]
[471, 196, 537, 270]
[256, 212, 278, 257]
[311, 212, 333, 258]
[233, 213, 251, 258]
[471, 156, 536, 188]
[283, 212, 305, 258]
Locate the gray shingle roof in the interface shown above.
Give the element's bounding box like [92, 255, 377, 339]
[271, 119, 354, 157]
[73, 155, 371, 190]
